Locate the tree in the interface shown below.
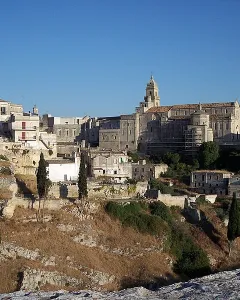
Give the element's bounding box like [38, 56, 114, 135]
[198, 141, 219, 169]
[78, 153, 88, 200]
[36, 152, 48, 199]
[163, 152, 180, 166]
[227, 192, 240, 255]
[36, 152, 48, 221]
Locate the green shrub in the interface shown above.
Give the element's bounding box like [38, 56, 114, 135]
[105, 201, 144, 221]
[105, 201, 167, 236]
[174, 245, 210, 278]
[149, 201, 172, 224]
[0, 155, 9, 161]
[149, 179, 176, 195]
[215, 207, 227, 221]
[196, 195, 208, 205]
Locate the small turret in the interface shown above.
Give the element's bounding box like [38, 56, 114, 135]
[33, 105, 39, 115]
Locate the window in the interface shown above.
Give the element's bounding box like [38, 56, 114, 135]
[114, 170, 117, 174]
[129, 130, 131, 135]
[103, 170, 105, 174]
[66, 130, 69, 136]
[226, 123, 229, 130]
[58, 130, 61, 136]
[142, 168, 144, 172]
[202, 175, 205, 181]
[209, 175, 212, 180]
[65, 122, 68, 124]
[1, 107, 6, 115]
[77, 119, 80, 124]
[150, 127, 152, 132]
[22, 122, 26, 129]
[226, 109, 228, 114]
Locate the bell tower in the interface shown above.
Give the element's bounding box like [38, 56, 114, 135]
[144, 75, 160, 107]
[136, 75, 160, 113]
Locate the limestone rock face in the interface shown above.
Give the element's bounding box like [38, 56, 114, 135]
[20, 269, 82, 291]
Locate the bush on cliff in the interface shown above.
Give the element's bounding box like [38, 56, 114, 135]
[106, 201, 211, 279]
[105, 201, 167, 235]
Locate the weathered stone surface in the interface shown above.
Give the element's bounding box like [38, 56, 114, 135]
[73, 234, 97, 247]
[2, 198, 70, 219]
[20, 269, 82, 291]
[0, 242, 41, 261]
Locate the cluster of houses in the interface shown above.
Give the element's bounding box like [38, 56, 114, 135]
[46, 149, 168, 184]
[1, 75, 240, 198]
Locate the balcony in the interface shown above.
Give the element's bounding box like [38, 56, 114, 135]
[18, 136, 37, 141]
[14, 126, 37, 131]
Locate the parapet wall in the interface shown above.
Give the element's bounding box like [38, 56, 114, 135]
[48, 181, 148, 200]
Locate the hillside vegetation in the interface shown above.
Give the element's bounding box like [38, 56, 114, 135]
[1, 197, 240, 294]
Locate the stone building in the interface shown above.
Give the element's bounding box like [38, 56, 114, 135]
[190, 170, 232, 195]
[132, 160, 168, 181]
[228, 175, 240, 197]
[0, 98, 23, 123]
[87, 150, 131, 183]
[80, 148, 168, 184]
[0, 99, 57, 155]
[42, 114, 89, 155]
[80, 76, 240, 155]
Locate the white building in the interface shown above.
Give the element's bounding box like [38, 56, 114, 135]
[46, 155, 80, 182]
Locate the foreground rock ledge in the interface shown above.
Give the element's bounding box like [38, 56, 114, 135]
[1, 268, 240, 299]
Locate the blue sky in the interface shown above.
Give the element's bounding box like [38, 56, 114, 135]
[0, 0, 239, 117]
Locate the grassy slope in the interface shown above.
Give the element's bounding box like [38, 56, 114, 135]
[0, 205, 174, 293]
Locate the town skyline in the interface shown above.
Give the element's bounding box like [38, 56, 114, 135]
[0, 0, 239, 117]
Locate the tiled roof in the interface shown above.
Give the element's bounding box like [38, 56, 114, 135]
[172, 102, 235, 109]
[147, 106, 172, 113]
[147, 102, 236, 113]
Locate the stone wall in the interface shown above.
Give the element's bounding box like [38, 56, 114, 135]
[146, 189, 187, 209]
[0, 142, 56, 175]
[48, 181, 148, 200]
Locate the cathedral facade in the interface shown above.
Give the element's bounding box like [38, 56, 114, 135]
[83, 76, 240, 155]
